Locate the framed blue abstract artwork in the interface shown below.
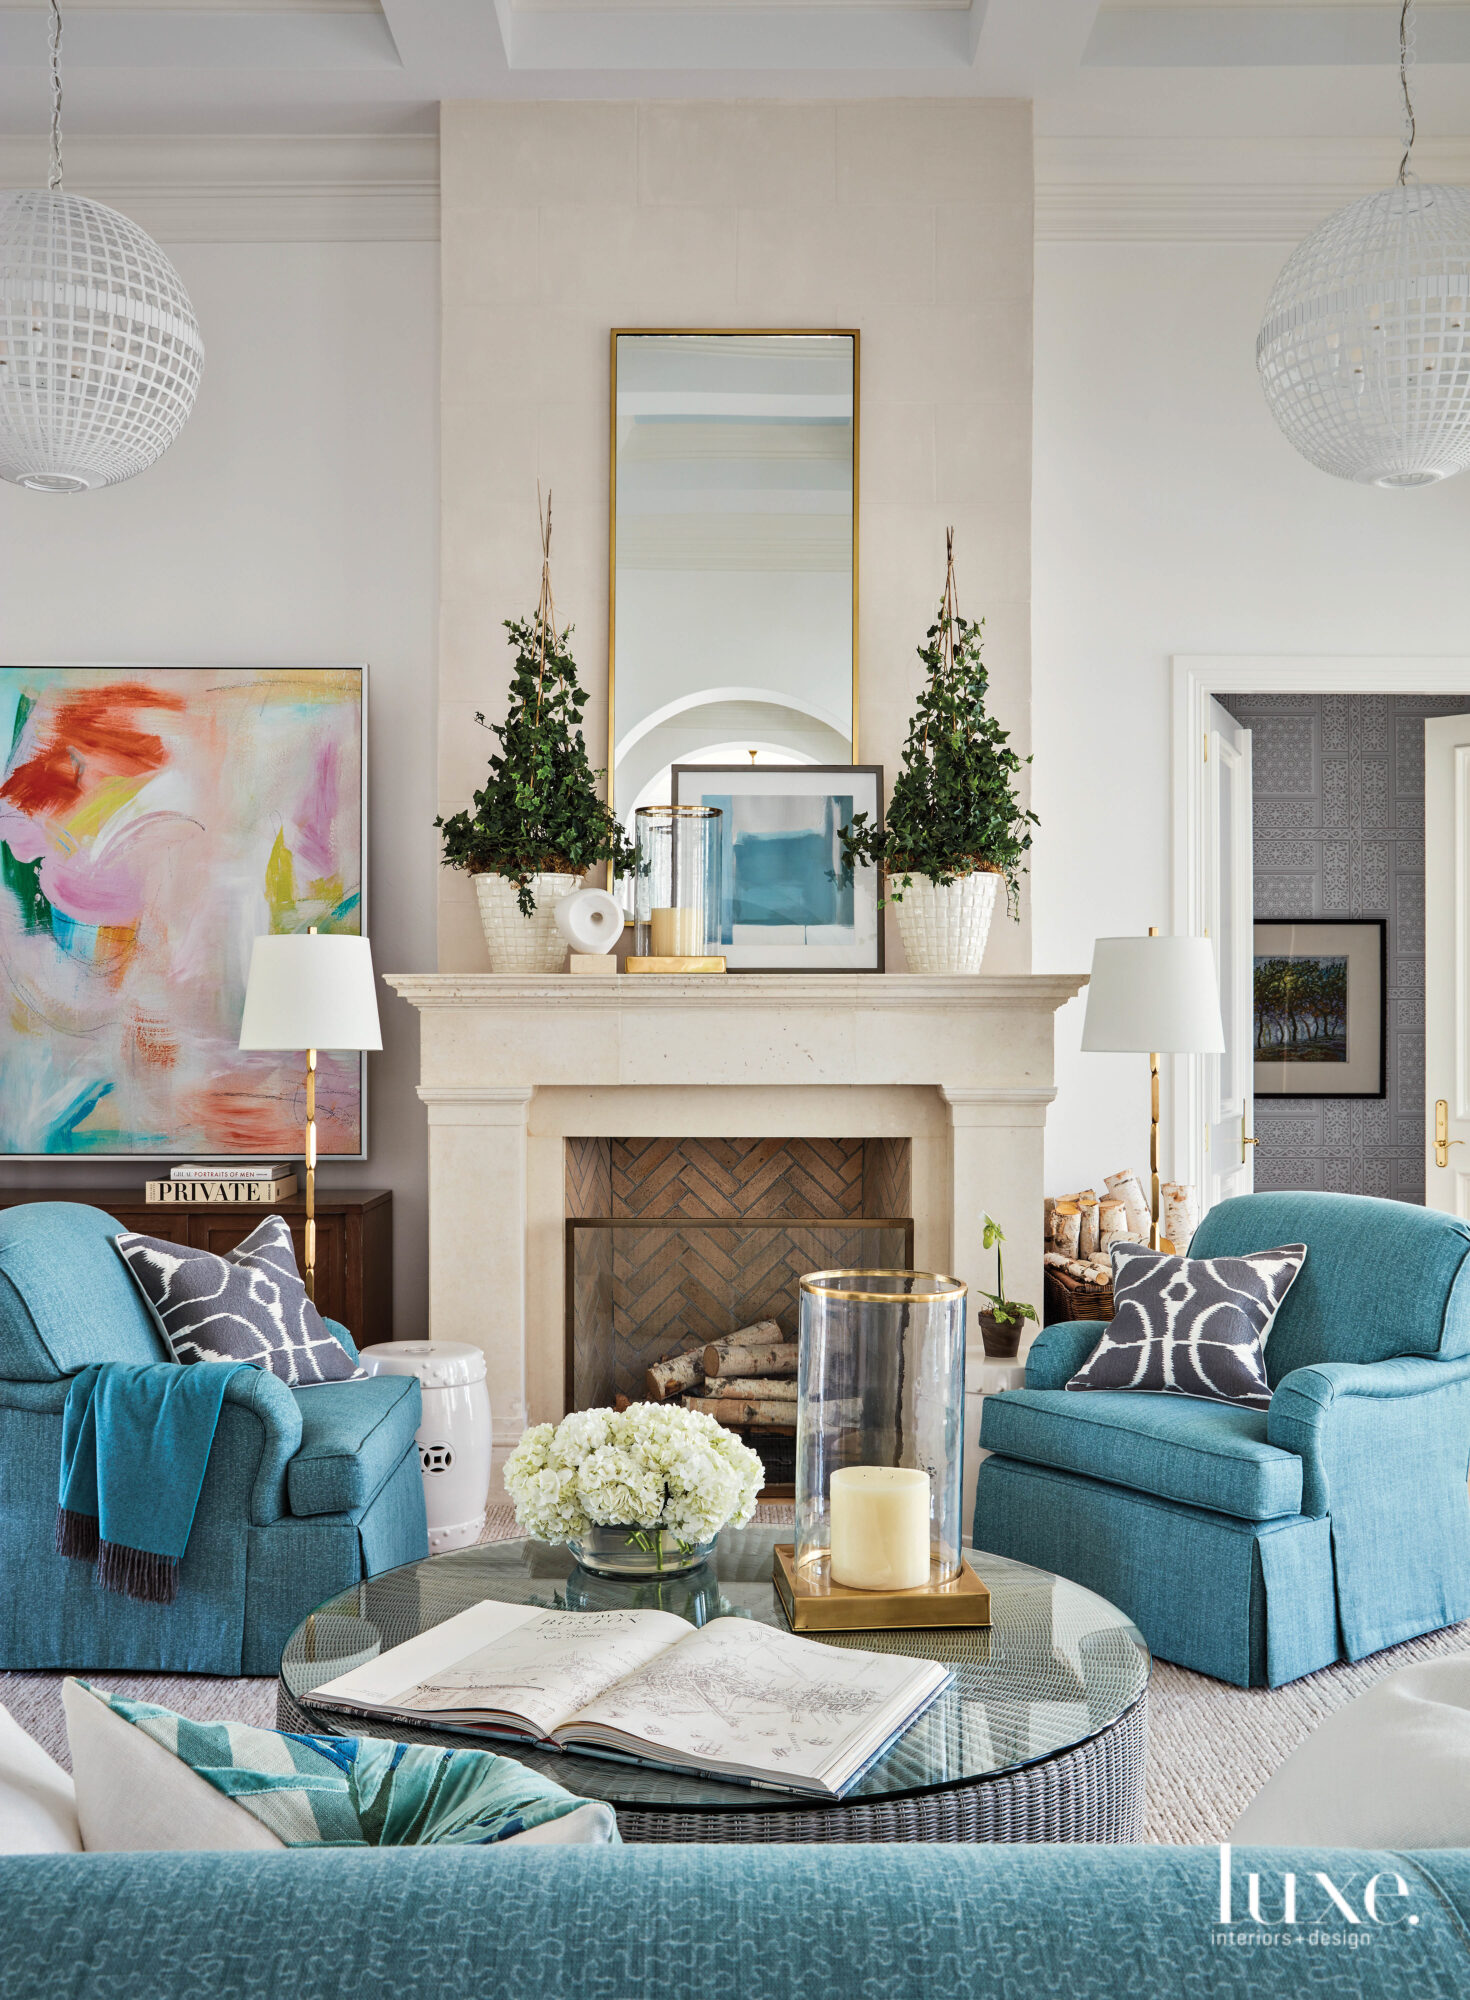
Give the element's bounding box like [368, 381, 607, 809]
[671, 764, 883, 972]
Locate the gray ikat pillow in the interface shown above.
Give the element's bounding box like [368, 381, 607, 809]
[1066, 1240, 1307, 1409]
[114, 1215, 364, 1387]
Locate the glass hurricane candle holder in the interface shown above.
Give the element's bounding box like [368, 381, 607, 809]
[633, 805, 721, 958]
[795, 1270, 967, 1593]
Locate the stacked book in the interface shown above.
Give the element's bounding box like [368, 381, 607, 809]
[144, 1163, 298, 1204]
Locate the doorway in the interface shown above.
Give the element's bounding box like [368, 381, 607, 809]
[1173, 659, 1470, 1218]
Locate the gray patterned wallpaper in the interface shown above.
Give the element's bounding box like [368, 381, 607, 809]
[1219, 692, 1470, 1205]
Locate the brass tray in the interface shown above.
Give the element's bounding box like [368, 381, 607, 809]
[773, 1543, 992, 1633]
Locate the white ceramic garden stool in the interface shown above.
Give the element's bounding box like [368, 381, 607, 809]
[359, 1342, 492, 1554]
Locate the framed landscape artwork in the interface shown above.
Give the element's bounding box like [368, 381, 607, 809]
[1252, 919, 1386, 1100]
[671, 764, 883, 972]
[0, 664, 366, 1158]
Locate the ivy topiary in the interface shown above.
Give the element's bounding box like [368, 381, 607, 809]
[839, 531, 1037, 916]
[436, 501, 634, 916]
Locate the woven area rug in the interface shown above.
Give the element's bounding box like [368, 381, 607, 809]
[7, 1501, 1467, 1845]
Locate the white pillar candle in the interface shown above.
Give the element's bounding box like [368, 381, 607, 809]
[828, 1466, 932, 1591]
[649, 906, 705, 956]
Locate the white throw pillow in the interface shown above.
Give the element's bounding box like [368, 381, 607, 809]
[0, 1703, 81, 1853]
[63, 1679, 283, 1853]
[1232, 1654, 1470, 1849]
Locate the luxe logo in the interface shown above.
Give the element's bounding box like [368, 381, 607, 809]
[1213, 1846, 1421, 1949]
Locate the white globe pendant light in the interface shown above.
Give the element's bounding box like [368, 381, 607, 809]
[0, 2, 202, 493]
[1257, 2, 1470, 488]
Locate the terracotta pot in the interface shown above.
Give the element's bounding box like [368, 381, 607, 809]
[473, 870, 582, 972]
[978, 1309, 1022, 1360]
[891, 870, 1000, 974]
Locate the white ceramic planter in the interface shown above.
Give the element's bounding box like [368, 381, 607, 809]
[891, 870, 1001, 975]
[474, 870, 582, 973]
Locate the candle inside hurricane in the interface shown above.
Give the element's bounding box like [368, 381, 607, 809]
[649, 905, 706, 958]
[828, 1465, 932, 1591]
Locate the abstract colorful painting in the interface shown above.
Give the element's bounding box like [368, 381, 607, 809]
[0, 666, 365, 1156]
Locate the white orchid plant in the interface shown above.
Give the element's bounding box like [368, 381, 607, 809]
[504, 1403, 763, 1565]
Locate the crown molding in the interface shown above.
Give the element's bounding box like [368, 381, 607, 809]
[1036, 135, 1470, 243]
[12, 129, 1468, 251]
[0, 134, 439, 243]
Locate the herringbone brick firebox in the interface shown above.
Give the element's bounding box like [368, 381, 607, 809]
[565, 1137, 913, 1490]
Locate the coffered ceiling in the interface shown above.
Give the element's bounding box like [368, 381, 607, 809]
[0, 0, 1467, 141]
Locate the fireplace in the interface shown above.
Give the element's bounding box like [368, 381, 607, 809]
[386, 971, 1086, 1527]
[564, 1136, 913, 1493]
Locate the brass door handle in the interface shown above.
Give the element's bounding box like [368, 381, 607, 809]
[1435, 1098, 1464, 1170]
[1240, 1111, 1260, 1166]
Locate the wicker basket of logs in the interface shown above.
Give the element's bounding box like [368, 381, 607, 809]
[1044, 1264, 1114, 1324]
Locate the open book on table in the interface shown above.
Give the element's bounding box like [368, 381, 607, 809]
[307, 1600, 953, 1799]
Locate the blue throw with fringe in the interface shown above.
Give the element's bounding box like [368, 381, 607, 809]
[55, 1361, 246, 1603]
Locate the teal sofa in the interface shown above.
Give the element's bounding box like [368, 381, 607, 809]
[975, 1192, 1470, 1688]
[2, 1845, 1468, 1997]
[0, 1202, 429, 1674]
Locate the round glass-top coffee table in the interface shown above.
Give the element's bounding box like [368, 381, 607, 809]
[278, 1525, 1149, 1843]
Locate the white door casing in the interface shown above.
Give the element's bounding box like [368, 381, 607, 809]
[1424, 715, 1470, 1218]
[1202, 698, 1255, 1213]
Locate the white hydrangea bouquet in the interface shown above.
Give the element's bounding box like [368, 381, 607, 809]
[504, 1403, 763, 1577]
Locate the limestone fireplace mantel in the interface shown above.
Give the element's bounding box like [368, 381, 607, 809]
[386, 972, 1087, 1512]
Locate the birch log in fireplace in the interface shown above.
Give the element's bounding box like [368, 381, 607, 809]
[385, 972, 1086, 1526]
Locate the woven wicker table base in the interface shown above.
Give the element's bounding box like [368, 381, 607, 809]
[274, 1684, 1147, 1845]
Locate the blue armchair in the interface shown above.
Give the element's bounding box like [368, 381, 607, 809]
[974, 1192, 1470, 1688]
[0, 1202, 429, 1675]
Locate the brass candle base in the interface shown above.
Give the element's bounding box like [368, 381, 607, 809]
[773, 1544, 991, 1633]
[625, 955, 727, 974]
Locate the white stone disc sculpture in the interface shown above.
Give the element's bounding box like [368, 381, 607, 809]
[554, 886, 624, 954]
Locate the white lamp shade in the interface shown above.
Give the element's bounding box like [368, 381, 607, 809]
[1081, 935, 1225, 1056]
[238, 935, 383, 1052]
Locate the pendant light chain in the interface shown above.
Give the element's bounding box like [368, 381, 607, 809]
[47, 0, 63, 193]
[1397, 0, 1417, 187]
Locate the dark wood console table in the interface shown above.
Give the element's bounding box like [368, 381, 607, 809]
[0, 1187, 393, 1348]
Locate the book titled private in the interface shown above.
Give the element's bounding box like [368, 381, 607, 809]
[146, 1177, 298, 1204]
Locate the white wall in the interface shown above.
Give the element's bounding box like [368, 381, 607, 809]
[438, 99, 1036, 975]
[0, 238, 440, 1332]
[1032, 238, 1470, 1197]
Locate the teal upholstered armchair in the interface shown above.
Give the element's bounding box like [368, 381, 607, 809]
[0, 1202, 429, 1674]
[974, 1192, 1470, 1688]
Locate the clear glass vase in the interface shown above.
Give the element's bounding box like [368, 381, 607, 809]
[567, 1523, 718, 1579]
[632, 805, 722, 958]
[795, 1270, 967, 1592]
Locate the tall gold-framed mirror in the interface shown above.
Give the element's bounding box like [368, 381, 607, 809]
[608, 330, 858, 834]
